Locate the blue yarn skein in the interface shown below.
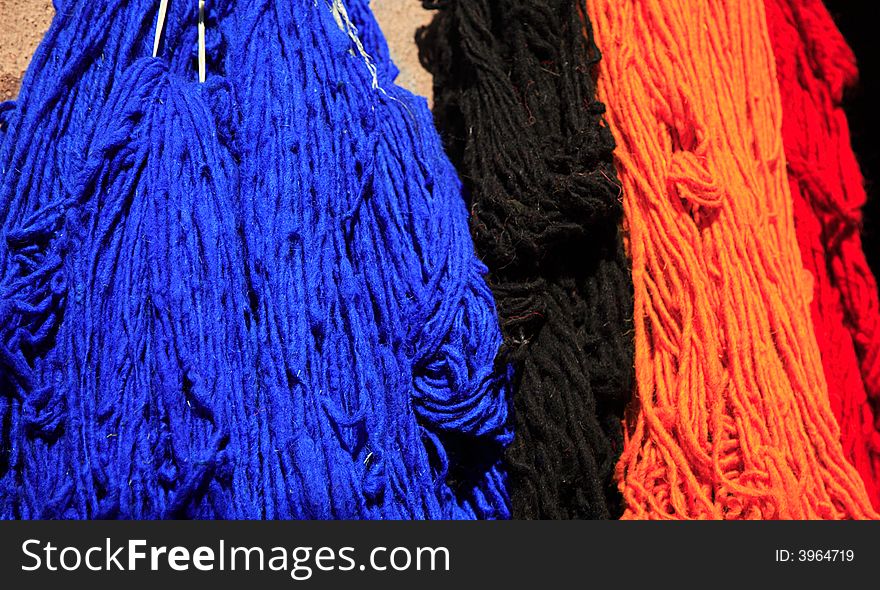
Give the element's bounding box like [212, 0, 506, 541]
[0, 0, 208, 518]
[1, 0, 511, 519]
[3, 43, 251, 521]
[57, 60, 253, 519]
[1, 0, 251, 519]
[223, 0, 510, 518]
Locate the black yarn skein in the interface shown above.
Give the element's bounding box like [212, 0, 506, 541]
[418, 0, 634, 519]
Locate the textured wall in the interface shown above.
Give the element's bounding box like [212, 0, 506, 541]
[0, 0, 53, 99]
[371, 1, 432, 100]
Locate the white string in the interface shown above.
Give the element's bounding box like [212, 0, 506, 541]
[198, 0, 206, 83]
[152, 0, 170, 57]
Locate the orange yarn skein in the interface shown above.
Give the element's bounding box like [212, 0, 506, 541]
[585, 0, 877, 518]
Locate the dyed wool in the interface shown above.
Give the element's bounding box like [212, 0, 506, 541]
[0, 0, 207, 518]
[586, 0, 877, 518]
[0, 0, 511, 519]
[418, 0, 634, 518]
[221, 0, 511, 519]
[45, 59, 251, 518]
[765, 0, 880, 508]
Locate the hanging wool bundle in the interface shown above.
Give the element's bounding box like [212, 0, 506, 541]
[1, 0, 511, 519]
[1, 0, 261, 518]
[417, 0, 634, 518]
[222, 0, 511, 518]
[0, 0, 205, 518]
[585, 0, 877, 518]
[41, 60, 251, 518]
[765, 0, 880, 508]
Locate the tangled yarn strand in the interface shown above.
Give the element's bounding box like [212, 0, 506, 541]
[586, 0, 877, 519]
[418, 0, 634, 518]
[765, 0, 880, 508]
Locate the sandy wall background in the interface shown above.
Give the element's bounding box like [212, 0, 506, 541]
[0, 0, 432, 100]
